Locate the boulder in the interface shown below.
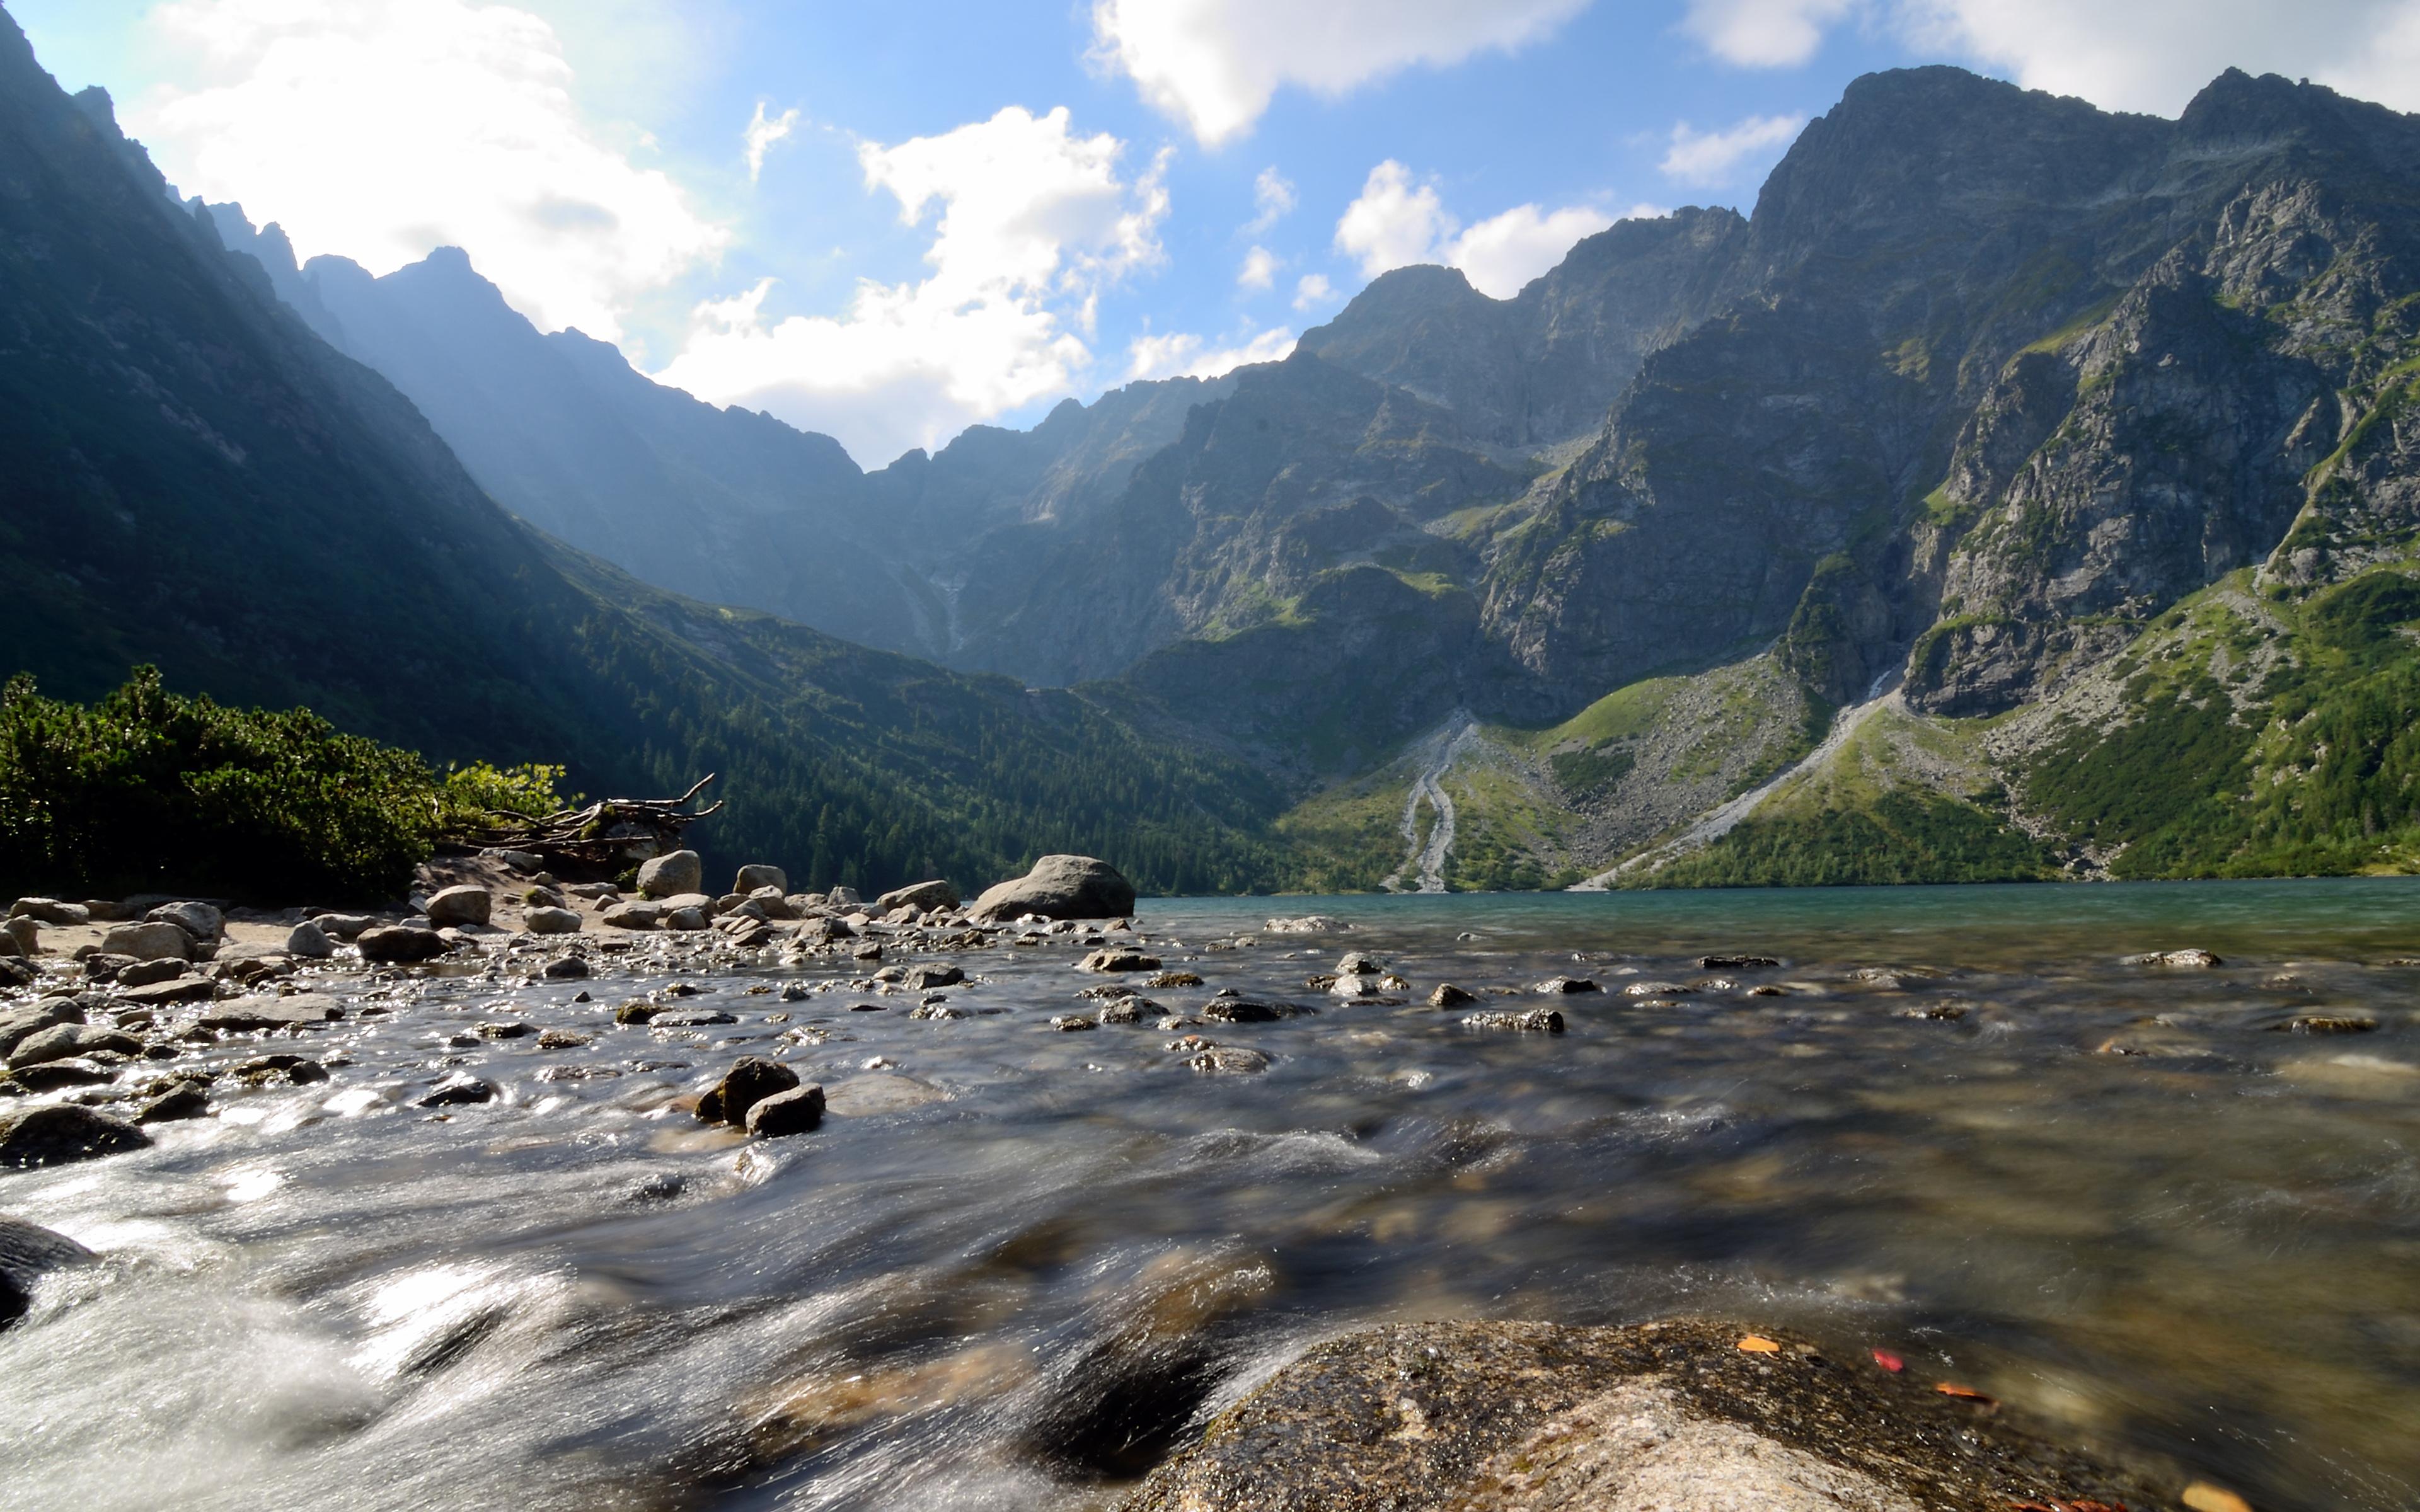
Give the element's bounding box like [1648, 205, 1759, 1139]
[8, 1023, 143, 1069]
[135, 1083, 211, 1124]
[734, 863, 788, 895]
[0, 1104, 151, 1167]
[541, 956, 591, 980]
[9, 898, 88, 926]
[696, 1056, 800, 1125]
[115, 958, 188, 988]
[637, 849, 703, 901]
[312, 913, 377, 941]
[1429, 984, 1480, 1008]
[0, 1216, 93, 1329]
[601, 901, 662, 931]
[904, 964, 964, 990]
[524, 906, 583, 936]
[744, 1083, 826, 1137]
[664, 906, 710, 932]
[968, 856, 1136, 923]
[826, 886, 862, 908]
[1118, 1320, 2150, 1512]
[414, 1073, 497, 1108]
[0, 1000, 82, 1056]
[147, 901, 222, 943]
[284, 920, 335, 958]
[13, 1059, 113, 1091]
[195, 994, 343, 1032]
[0, 918, 34, 956]
[103, 921, 192, 963]
[0, 958, 32, 989]
[359, 925, 449, 963]
[115, 976, 217, 1006]
[1080, 949, 1161, 974]
[424, 885, 492, 927]
[877, 879, 959, 913]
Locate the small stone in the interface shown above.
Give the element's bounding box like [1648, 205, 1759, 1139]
[744, 1083, 826, 1137]
[2124, 948, 2221, 968]
[1097, 997, 1155, 1024]
[1144, 971, 1203, 988]
[135, 1083, 210, 1123]
[1700, 954, 1780, 969]
[284, 920, 335, 958]
[424, 886, 492, 927]
[601, 901, 662, 931]
[194, 994, 343, 1031]
[8, 1023, 141, 1068]
[0, 918, 35, 956]
[664, 907, 710, 932]
[477, 1021, 533, 1040]
[101, 921, 193, 963]
[1079, 948, 1161, 973]
[1050, 1014, 1098, 1031]
[613, 999, 660, 1024]
[909, 1002, 967, 1020]
[1428, 984, 1478, 1008]
[651, 1008, 737, 1027]
[115, 976, 219, 1006]
[524, 907, 583, 936]
[637, 850, 705, 900]
[231, 1053, 328, 1085]
[541, 955, 592, 980]
[483, 848, 544, 874]
[114, 958, 189, 988]
[2273, 1014, 2377, 1034]
[536, 1029, 591, 1049]
[1623, 981, 1691, 997]
[1535, 976, 1601, 995]
[1335, 951, 1384, 975]
[1187, 1045, 1270, 1074]
[1462, 1008, 1565, 1033]
[1262, 916, 1345, 934]
[1201, 998, 1294, 1023]
[904, 964, 965, 990]
[414, 1074, 495, 1108]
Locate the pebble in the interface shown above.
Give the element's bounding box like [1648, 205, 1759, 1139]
[1462, 1009, 1565, 1034]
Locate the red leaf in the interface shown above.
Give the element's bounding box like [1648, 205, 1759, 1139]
[1872, 1349, 1904, 1372]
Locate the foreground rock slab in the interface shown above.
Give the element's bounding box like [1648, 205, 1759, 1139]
[1119, 1320, 2151, 1512]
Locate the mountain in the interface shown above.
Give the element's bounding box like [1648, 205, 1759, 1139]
[0, 8, 1283, 898]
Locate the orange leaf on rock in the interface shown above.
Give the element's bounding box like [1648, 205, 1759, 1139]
[1935, 1382, 1997, 1404]
[1872, 1349, 1904, 1372]
[2182, 1484, 2253, 1512]
[1736, 1335, 1782, 1353]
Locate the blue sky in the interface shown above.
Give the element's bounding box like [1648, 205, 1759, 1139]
[16, 0, 2420, 466]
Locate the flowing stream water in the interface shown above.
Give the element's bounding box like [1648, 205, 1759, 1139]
[6, 879, 2420, 1512]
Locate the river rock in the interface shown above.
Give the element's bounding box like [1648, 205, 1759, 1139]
[358, 925, 447, 963]
[0, 958, 30, 990]
[414, 1074, 495, 1108]
[424, 885, 492, 927]
[727, 863, 787, 897]
[115, 976, 217, 1006]
[522, 905, 582, 936]
[0, 1104, 150, 1167]
[0, 1216, 93, 1328]
[664, 906, 710, 932]
[1264, 915, 1346, 934]
[1117, 1319, 2148, 1512]
[877, 879, 959, 914]
[313, 913, 377, 941]
[2125, 948, 2222, 968]
[602, 900, 662, 931]
[12, 1060, 113, 1091]
[10, 898, 88, 926]
[698, 1056, 799, 1125]
[1080, 949, 1160, 973]
[195, 994, 343, 1031]
[1463, 1008, 1565, 1034]
[1185, 1045, 1270, 1074]
[101, 921, 192, 962]
[744, 1083, 826, 1137]
[969, 856, 1136, 923]
[1702, 954, 1782, 970]
[1201, 997, 1297, 1023]
[0, 1000, 82, 1056]
[147, 901, 222, 944]
[7, 1022, 142, 1069]
[114, 958, 188, 988]
[904, 965, 964, 990]
[136, 1082, 210, 1123]
[1535, 976, 1601, 995]
[0, 918, 34, 956]
[283, 920, 335, 958]
[638, 850, 704, 900]
[1430, 984, 1480, 1008]
[540, 954, 592, 980]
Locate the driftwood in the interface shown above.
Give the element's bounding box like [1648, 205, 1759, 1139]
[447, 774, 723, 870]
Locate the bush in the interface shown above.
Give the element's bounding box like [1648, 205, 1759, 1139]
[438, 761, 582, 830]
[1, 667, 452, 903]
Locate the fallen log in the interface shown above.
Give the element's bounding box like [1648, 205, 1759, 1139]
[444, 774, 723, 871]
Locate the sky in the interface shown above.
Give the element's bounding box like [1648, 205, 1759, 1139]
[14, 0, 2420, 467]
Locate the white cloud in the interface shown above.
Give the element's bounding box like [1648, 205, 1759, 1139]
[1682, 0, 1857, 67]
[1332, 160, 1621, 298]
[744, 101, 800, 183]
[1334, 160, 1457, 279]
[1898, 0, 2420, 115]
[1658, 113, 1806, 185]
[1449, 203, 1617, 297]
[1126, 324, 1296, 381]
[1239, 244, 1280, 290]
[1686, 0, 2420, 117]
[1293, 273, 1335, 311]
[1090, 0, 1594, 145]
[1246, 165, 1296, 231]
[652, 106, 1171, 466]
[129, 0, 725, 341]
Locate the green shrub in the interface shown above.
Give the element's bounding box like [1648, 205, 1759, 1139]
[1, 667, 477, 903]
[439, 761, 582, 828]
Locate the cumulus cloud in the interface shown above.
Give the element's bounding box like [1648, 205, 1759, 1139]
[1687, 0, 2420, 116]
[1245, 165, 1296, 232]
[1126, 324, 1296, 381]
[1239, 244, 1280, 289]
[1658, 113, 1806, 185]
[653, 106, 1171, 466]
[129, 0, 725, 342]
[1332, 160, 1619, 298]
[1293, 273, 1335, 311]
[1682, 0, 1857, 67]
[744, 101, 800, 182]
[1090, 0, 1593, 145]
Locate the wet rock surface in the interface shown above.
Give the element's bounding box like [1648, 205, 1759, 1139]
[1121, 1320, 2153, 1512]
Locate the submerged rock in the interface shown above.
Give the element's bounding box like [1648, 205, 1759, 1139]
[1080, 949, 1160, 974]
[0, 1216, 92, 1328]
[745, 1083, 825, 1137]
[1463, 1008, 1565, 1034]
[1430, 984, 1480, 1008]
[1118, 1320, 2149, 1512]
[698, 1056, 799, 1125]
[2124, 948, 2222, 968]
[1535, 976, 1601, 995]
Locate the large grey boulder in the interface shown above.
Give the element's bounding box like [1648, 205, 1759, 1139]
[601, 901, 661, 931]
[0, 1104, 151, 1168]
[637, 850, 703, 900]
[284, 920, 335, 958]
[877, 879, 959, 913]
[734, 863, 788, 895]
[967, 856, 1135, 922]
[147, 901, 222, 944]
[524, 906, 582, 935]
[424, 885, 492, 927]
[0, 918, 35, 956]
[358, 925, 447, 963]
[7, 1022, 142, 1069]
[0, 999, 83, 1057]
[1119, 1320, 2152, 1512]
[9, 898, 88, 926]
[113, 917, 203, 959]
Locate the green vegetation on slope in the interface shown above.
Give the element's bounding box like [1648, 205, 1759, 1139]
[1634, 789, 2058, 888]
